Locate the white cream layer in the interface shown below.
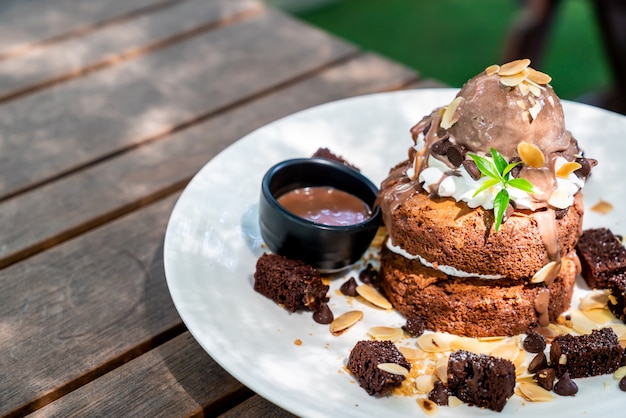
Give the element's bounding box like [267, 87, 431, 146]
[386, 238, 503, 280]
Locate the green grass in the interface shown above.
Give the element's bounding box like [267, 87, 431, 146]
[274, 0, 612, 100]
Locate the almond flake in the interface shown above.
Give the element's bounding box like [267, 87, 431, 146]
[490, 344, 523, 365]
[485, 64, 500, 76]
[528, 83, 542, 97]
[499, 59, 531, 76]
[518, 81, 531, 96]
[329, 310, 363, 334]
[440, 97, 464, 129]
[368, 326, 404, 341]
[415, 374, 437, 394]
[556, 161, 583, 178]
[527, 67, 552, 85]
[517, 381, 555, 402]
[528, 102, 542, 121]
[416, 398, 438, 416]
[530, 261, 561, 284]
[516, 100, 527, 110]
[356, 285, 392, 309]
[548, 188, 571, 209]
[398, 345, 428, 360]
[568, 309, 598, 334]
[435, 355, 449, 384]
[377, 362, 409, 376]
[547, 95, 555, 106]
[578, 290, 609, 311]
[614, 365, 626, 380]
[417, 332, 454, 352]
[517, 141, 545, 168]
[448, 396, 463, 408]
[500, 69, 529, 86]
[581, 308, 614, 324]
[450, 336, 495, 354]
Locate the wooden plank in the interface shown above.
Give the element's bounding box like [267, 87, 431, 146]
[219, 396, 298, 418]
[0, 0, 177, 58]
[0, 0, 264, 102]
[0, 8, 357, 200]
[28, 333, 253, 418]
[0, 53, 418, 268]
[0, 194, 182, 417]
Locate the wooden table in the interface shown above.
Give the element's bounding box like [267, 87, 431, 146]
[0, 1, 443, 416]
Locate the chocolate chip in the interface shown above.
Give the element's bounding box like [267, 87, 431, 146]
[555, 207, 569, 220]
[340, 277, 358, 296]
[620, 376, 626, 391]
[523, 330, 547, 353]
[574, 157, 597, 178]
[312, 302, 334, 324]
[554, 372, 578, 396]
[402, 315, 426, 337]
[509, 157, 522, 178]
[462, 159, 481, 180]
[446, 145, 465, 167]
[428, 380, 449, 406]
[533, 367, 555, 391]
[359, 263, 379, 285]
[528, 352, 549, 373]
[431, 138, 451, 155]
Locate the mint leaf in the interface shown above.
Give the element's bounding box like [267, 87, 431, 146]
[493, 189, 510, 231]
[468, 153, 499, 179]
[472, 178, 500, 198]
[502, 161, 522, 178]
[490, 148, 508, 174]
[508, 177, 536, 193]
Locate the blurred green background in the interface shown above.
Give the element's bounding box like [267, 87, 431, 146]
[267, 0, 612, 101]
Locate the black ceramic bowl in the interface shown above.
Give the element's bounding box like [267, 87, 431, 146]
[259, 158, 381, 272]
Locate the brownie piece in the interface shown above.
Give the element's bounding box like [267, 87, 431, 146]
[347, 340, 411, 396]
[253, 253, 328, 312]
[549, 328, 624, 378]
[608, 274, 626, 322]
[447, 350, 515, 412]
[576, 228, 626, 288]
[311, 147, 360, 172]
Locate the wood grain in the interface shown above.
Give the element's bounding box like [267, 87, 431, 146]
[28, 333, 253, 418]
[0, 53, 417, 269]
[0, 194, 181, 417]
[0, 0, 263, 102]
[219, 396, 298, 418]
[0, 8, 356, 200]
[0, 0, 178, 59]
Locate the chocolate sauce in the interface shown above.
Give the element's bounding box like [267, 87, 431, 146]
[277, 186, 371, 226]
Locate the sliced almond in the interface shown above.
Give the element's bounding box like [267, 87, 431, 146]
[579, 290, 609, 311]
[368, 326, 404, 341]
[528, 102, 542, 121]
[329, 310, 363, 335]
[516, 100, 527, 110]
[518, 81, 531, 96]
[516, 374, 536, 384]
[615, 365, 626, 380]
[415, 374, 437, 394]
[398, 346, 426, 361]
[450, 336, 495, 354]
[607, 323, 626, 337]
[517, 141, 545, 168]
[548, 189, 571, 210]
[581, 308, 614, 324]
[356, 285, 392, 309]
[440, 97, 464, 130]
[499, 58, 531, 76]
[500, 69, 529, 87]
[531, 261, 561, 284]
[547, 95, 555, 107]
[490, 344, 524, 367]
[448, 396, 463, 408]
[377, 362, 409, 376]
[417, 333, 454, 352]
[568, 309, 598, 334]
[527, 67, 552, 85]
[435, 355, 449, 384]
[485, 64, 500, 76]
[517, 381, 555, 402]
[556, 161, 582, 178]
[416, 398, 438, 416]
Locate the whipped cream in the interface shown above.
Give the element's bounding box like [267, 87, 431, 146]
[386, 238, 503, 280]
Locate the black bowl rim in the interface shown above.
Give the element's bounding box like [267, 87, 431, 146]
[261, 157, 381, 231]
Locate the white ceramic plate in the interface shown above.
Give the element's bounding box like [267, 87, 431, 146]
[163, 89, 626, 417]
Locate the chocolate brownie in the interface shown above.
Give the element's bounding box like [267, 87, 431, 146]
[608, 274, 626, 322]
[447, 350, 515, 412]
[549, 328, 624, 378]
[347, 340, 411, 396]
[576, 228, 626, 288]
[253, 253, 328, 312]
[311, 147, 360, 172]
